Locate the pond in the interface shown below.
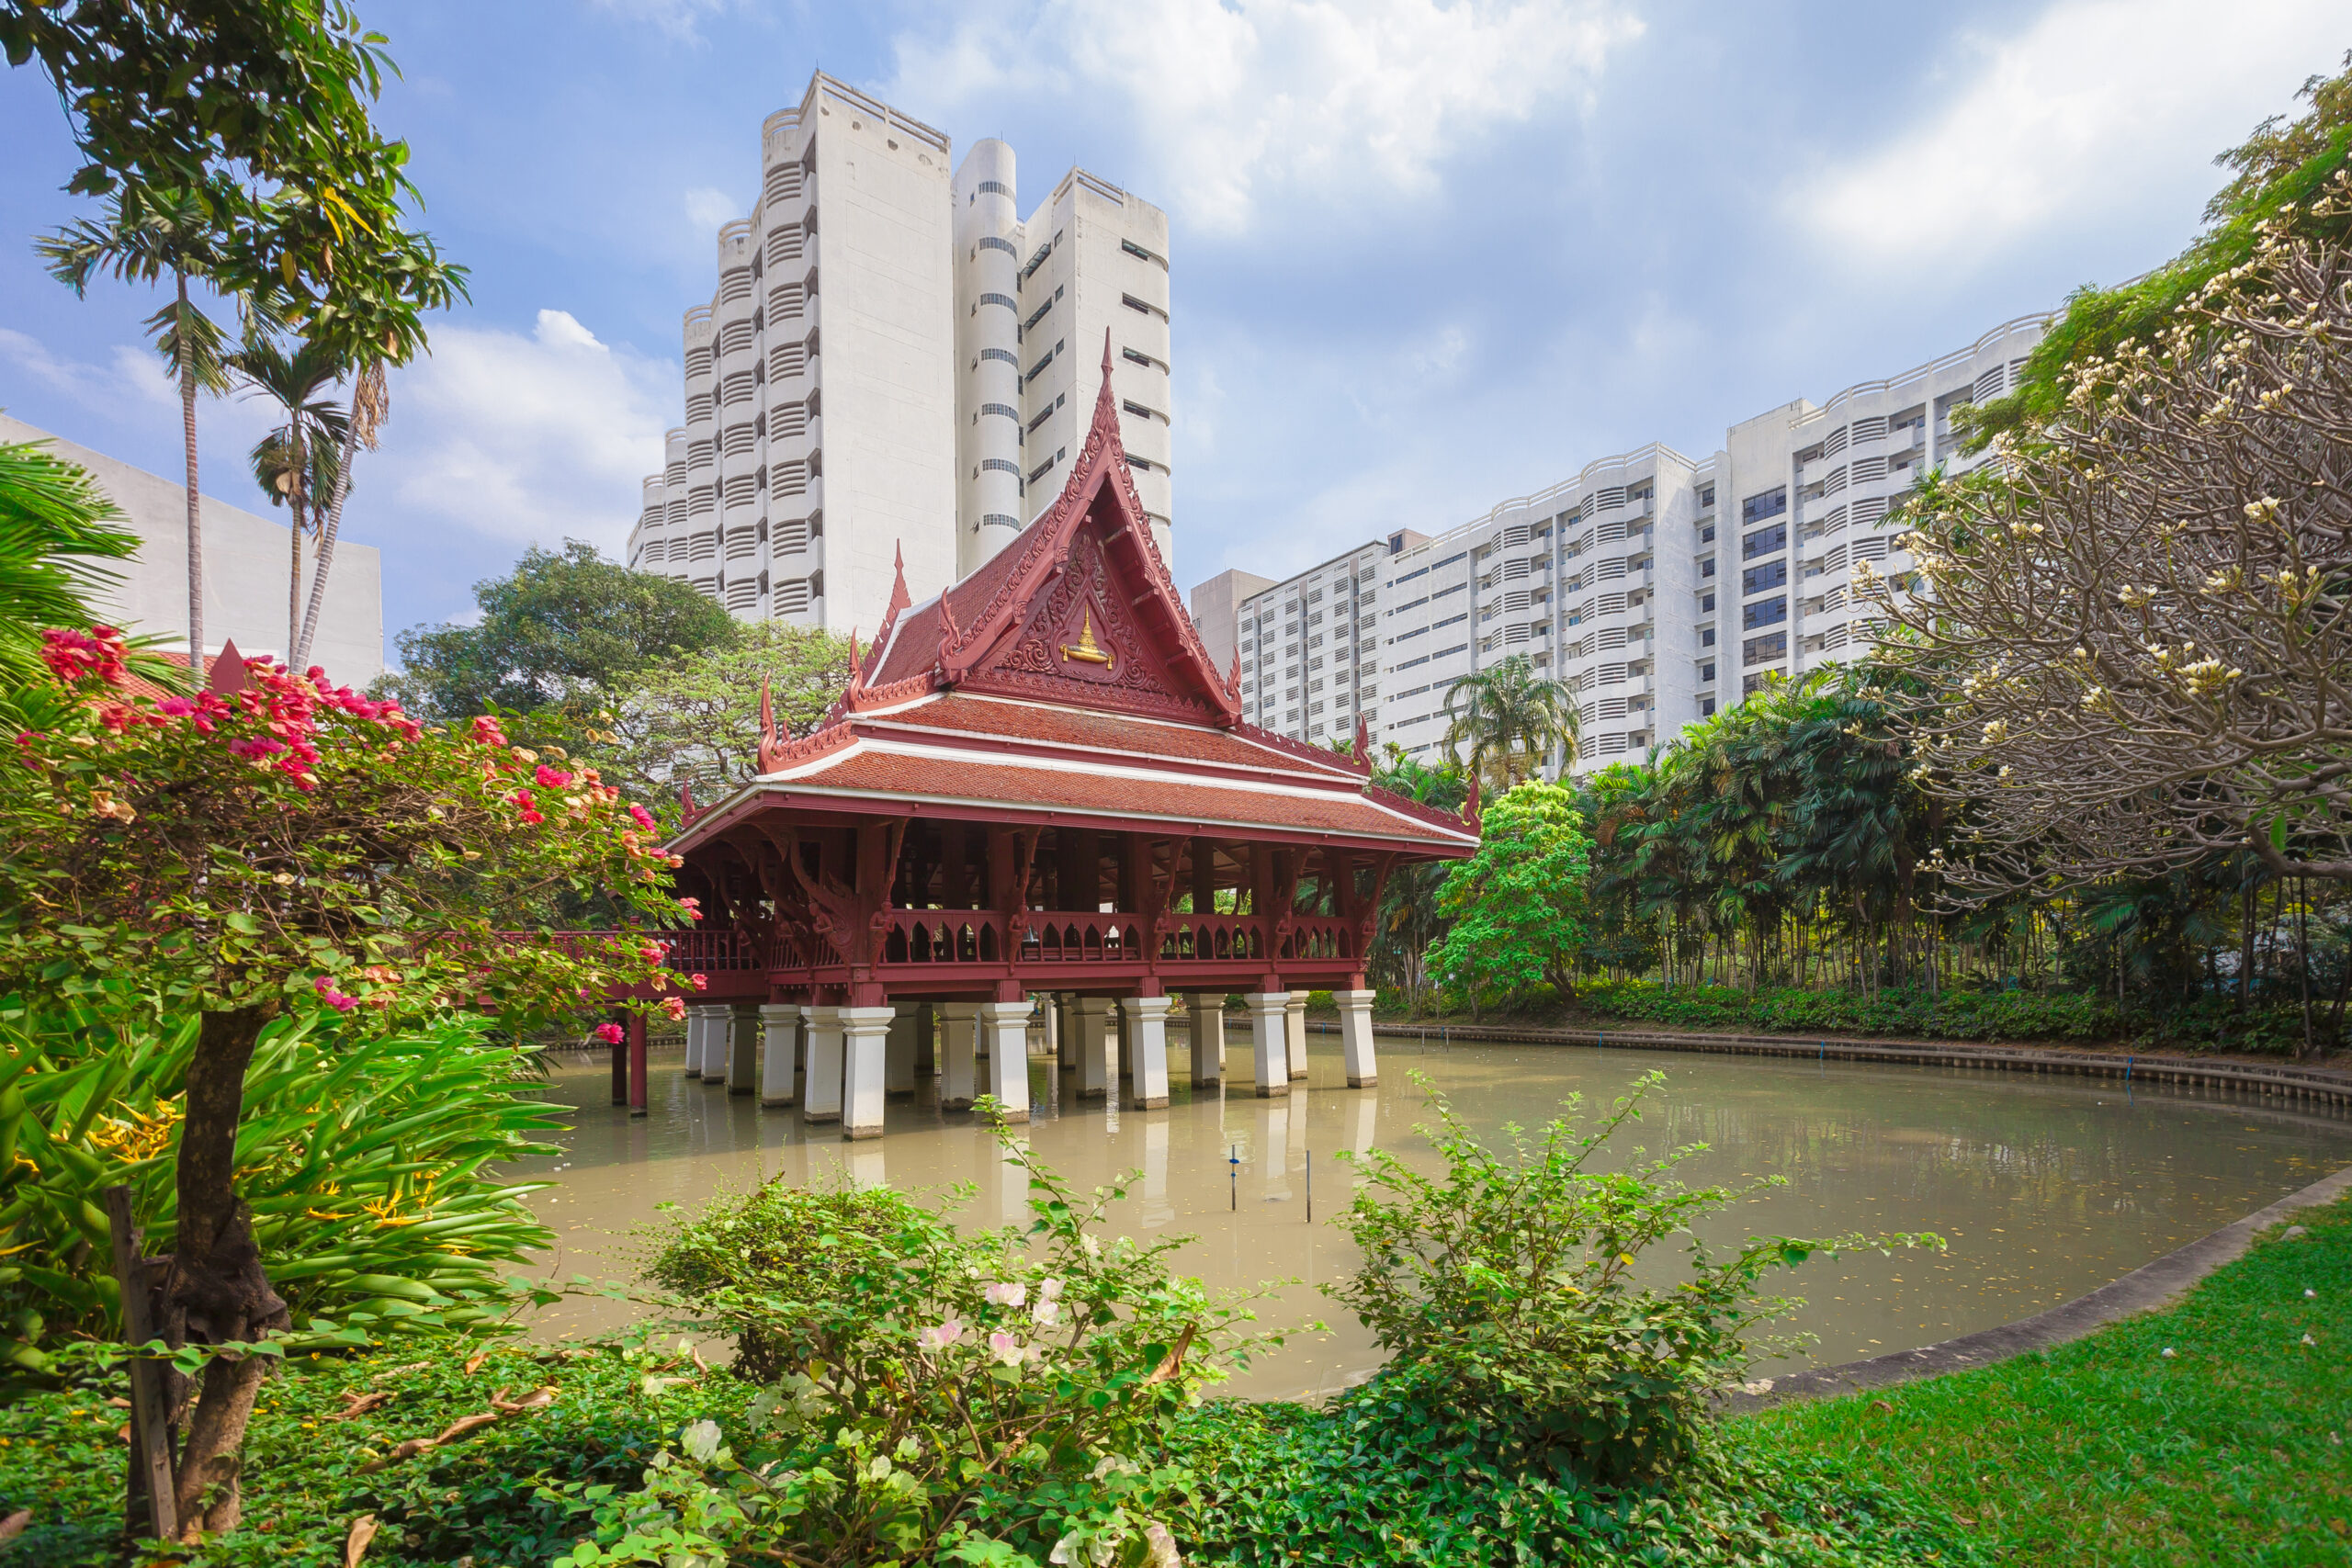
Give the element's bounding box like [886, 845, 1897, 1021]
[508, 1031, 2352, 1401]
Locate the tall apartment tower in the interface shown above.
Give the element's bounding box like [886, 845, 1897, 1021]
[632, 73, 1174, 633]
[1207, 311, 2050, 773]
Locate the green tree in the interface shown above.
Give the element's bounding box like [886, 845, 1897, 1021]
[1369, 748, 1468, 1015]
[1441, 652, 1579, 788]
[595, 620, 854, 823]
[386, 542, 741, 724]
[1427, 781, 1592, 1013]
[229, 329, 349, 655]
[38, 187, 252, 660]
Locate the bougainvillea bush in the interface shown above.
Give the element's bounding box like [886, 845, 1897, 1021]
[0, 627, 688, 1534]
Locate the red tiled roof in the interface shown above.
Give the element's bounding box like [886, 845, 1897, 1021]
[859, 693, 1362, 778]
[753, 745, 1476, 847]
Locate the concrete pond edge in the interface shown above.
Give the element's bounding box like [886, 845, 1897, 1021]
[1720, 1160, 2352, 1409]
[1308, 1017, 2352, 1108]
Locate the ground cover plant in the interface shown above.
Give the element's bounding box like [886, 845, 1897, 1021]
[1738, 1195, 2352, 1567]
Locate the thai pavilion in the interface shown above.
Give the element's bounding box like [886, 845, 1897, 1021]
[613, 343, 1478, 1136]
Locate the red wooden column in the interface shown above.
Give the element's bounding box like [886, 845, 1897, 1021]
[609, 1015, 628, 1105]
[627, 1013, 650, 1117]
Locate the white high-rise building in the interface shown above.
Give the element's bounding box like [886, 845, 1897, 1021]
[1212, 312, 2050, 772]
[630, 73, 1173, 635]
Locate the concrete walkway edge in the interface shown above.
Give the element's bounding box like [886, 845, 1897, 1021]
[1722, 1161, 2352, 1409]
[1308, 1018, 2352, 1107]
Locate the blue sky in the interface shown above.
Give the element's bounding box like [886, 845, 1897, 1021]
[1, 0, 2344, 663]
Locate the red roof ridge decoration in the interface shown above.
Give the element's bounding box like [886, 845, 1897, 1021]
[1227, 716, 1372, 777]
[840, 331, 1238, 727]
[208, 637, 249, 697]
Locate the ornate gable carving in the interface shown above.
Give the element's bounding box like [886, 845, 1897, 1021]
[967, 525, 1210, 718]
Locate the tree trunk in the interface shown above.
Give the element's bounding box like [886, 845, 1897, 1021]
[2296, 878, 2314, 1060]
[295, 371, 368, 671]
[177, 272, 205, 669]
[285, 412, 310, 661]
[163, 1006, 289, 1535]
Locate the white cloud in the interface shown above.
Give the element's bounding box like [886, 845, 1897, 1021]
[887, 0, 1645, 234]
[587, 0, 734, 42]
[683, 186, 741, 233]
[0, 324, 285, 480]
[1799, 0, 2343, 269]
[377, 309, 673, 555]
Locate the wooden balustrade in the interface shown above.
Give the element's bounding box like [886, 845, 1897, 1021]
[557, 906, 1359, 991]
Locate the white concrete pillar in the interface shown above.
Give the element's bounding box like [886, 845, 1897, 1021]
[885, 1006, 918, 1098]
[841, 1005, 895, 1140]
[727, 1006, 760, 1095]
[802, 1006, 845, 1122]
[758, 1003, 799, 1106]
[980, 998, 1034, 1122]
[1075, 996, 1115, 1100]
[1284, 993, 1309, 1080]
[1123, 995, 1171, 1109]
[940, 1003, 978, 1110]
[1189, 992, 1225, 1087]
[1244, 992, 1289, 1098]
[684, 1003, 719, 1077]
[1335, 988, 1378, 1088]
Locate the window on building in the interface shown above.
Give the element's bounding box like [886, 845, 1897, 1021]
[1743, 630, 1787, 666]
[1701, 626, 1716, 647]
[1741, 486, 1787, 526]
[1743, 595, 1787, 631]
[1701, 557, 1716, 578]
[1743, 522, 1787, 559]
[1742, 558, 1788, 595]
[1700, 661, 1716, 682]
[1702, 592, 1717, 613]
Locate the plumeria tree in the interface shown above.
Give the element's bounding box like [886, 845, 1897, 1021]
[1876, 196, 2352, 892]
[0, 627, 688, 1536]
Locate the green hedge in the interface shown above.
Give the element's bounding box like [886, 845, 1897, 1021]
[1572, 979, 2125, 1043]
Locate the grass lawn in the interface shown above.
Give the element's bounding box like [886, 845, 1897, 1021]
[1735, 1193, 2352, 1566]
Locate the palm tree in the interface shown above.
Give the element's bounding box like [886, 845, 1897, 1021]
[295, 359, 387, 670]
[228, 331, 348, 657]
[1441, 652, 1579, 790]
[39, 189, 247, 665]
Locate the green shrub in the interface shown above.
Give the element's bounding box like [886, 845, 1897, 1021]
[0, 996, 561, 1379]
[542, 1121, 1268, 1567]
[1573, 978, 2130, 1043]
[1326, 1072, 1935, 1483]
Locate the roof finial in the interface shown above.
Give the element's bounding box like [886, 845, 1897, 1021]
[887, 540, 910, 618]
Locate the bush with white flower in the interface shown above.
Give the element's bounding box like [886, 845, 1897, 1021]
[548, 1114, 1267, 1566]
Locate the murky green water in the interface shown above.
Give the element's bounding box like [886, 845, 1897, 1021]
[509, 1032, 2352, 1401]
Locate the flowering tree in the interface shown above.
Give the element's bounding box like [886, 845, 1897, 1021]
[0, 629, 686, 1535]
[1427, 781, 1593, 1011]
[1876, 194, 2352, 892]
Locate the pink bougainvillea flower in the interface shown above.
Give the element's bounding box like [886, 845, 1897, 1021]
[534, 764, 574, 789]
[689, 973, 707, 991]
[661, 996, 686, 1021]
[988, 1331, 1030, 1369]
[628, 803, 657, 831]
[593, 1021, 625, 1045]
[917, 1315, 967, 1350]
[983, 1280, 1027, 1308]
[311, 975, 360, 1013]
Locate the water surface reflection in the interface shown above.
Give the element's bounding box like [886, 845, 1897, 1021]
[511, 1033, 2352, 1400]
